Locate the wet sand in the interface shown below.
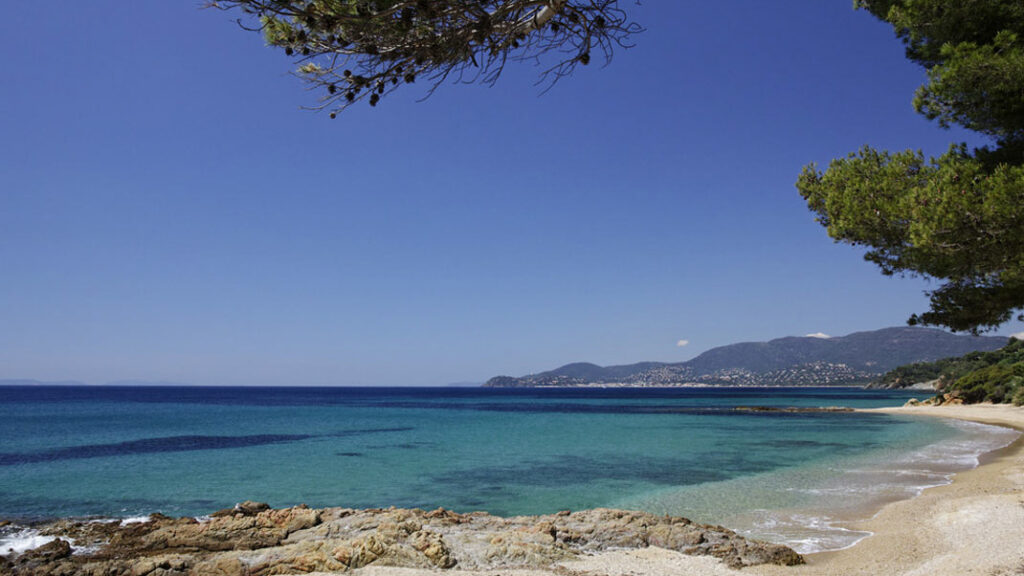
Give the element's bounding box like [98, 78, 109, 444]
[749, 403, 1023, 576]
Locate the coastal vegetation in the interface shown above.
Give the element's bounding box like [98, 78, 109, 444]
[874, 337, 1024, 405]
[797, 0, 1024, 334]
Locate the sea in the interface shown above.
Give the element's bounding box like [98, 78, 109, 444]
[0, 386, 1019, 555]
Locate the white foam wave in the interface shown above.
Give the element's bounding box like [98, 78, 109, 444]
[0, 528, 106, 557]
[742, 512, 872, 554]
[72, 544, 103, 556]
[120, 515, 151, 525]
[764, 418, 1020, 553]
[0, 529, 60, 556]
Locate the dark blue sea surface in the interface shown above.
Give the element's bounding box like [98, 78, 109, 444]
[0, 385, 1015, 553]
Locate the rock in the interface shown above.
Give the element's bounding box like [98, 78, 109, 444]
[138, 505, 320, 552]
[411, 530, 457, 568]
[126, 554, 192, 576]
[942, 392, 964, 405]
[9, 538, 74, 576]
[735, 406, 855, 413]
[423, 507, 471, 524]
[6, 504, 802, 575]
[189, 555, 245, 576]
[211, 500, 271, 518]
[19, 538, 72, 562]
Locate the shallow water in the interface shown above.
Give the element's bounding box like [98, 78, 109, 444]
[0, 386, 1015, 553]
[619, 417, 1019, 552]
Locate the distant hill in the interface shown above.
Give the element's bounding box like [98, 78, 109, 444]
[485, 327, 1008, 387]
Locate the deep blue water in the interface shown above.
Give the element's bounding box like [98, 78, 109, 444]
[0, 385, 1015, 552]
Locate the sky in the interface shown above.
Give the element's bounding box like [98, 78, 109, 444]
[2, 1, 1021, 386]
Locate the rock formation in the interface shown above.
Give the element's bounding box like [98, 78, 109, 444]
[1, 503, 803, 575]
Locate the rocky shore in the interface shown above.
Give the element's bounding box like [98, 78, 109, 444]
[0, 503, 802, 575]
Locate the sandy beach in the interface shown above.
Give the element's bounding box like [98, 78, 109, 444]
[743, 403, 1024, 576]
[350, 404, 1024, 576]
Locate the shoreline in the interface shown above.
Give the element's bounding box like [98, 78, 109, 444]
[746, 403, 1024, 576]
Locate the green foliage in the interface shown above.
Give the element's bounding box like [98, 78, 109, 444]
[878, 337, 1024, 403]
[797, 145, 1024, 332]
[873, 359, 948, 388]
[1012, 382, 1024, 406]
[953, 362, 1016, 403]
[914, 31, 1024, 143]
[855, 0, 1024, 143]
[800, 0, 1024, 333]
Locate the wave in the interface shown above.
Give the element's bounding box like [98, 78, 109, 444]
[0, 528, 60, 557]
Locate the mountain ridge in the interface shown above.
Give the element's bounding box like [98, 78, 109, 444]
[485, 327, 1008, 387]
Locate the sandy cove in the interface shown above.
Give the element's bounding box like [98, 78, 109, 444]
[355, 404, 1024, 576]
[746, 403, 1024, 576]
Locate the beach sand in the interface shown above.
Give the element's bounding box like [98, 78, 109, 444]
[346, 404, 1024, 576]
[749, 403, 1024, 576]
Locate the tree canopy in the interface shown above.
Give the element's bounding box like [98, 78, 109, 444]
[211, 0, 641, 114]
[797, 0, 1024, 333]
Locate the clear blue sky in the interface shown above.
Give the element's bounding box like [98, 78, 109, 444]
[2, 1, 1020, 386]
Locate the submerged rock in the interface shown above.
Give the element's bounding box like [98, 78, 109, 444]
[734, 405, 855, 413]
[1, 504, 803, 574]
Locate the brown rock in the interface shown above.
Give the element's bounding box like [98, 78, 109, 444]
[243, 541, 346, 575]
[11, 504, 802, 575]
[411, 530, 457, 568]
[139, 505, 320, 552]
[20, 538, 72, 562]
[211, 500, 271, 518]
[127, 554, 192, 576]
[189, 555, 245, 576]
[423, 507, 470, 525]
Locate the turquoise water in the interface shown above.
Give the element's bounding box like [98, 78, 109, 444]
[0, 386, 1017, 553]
